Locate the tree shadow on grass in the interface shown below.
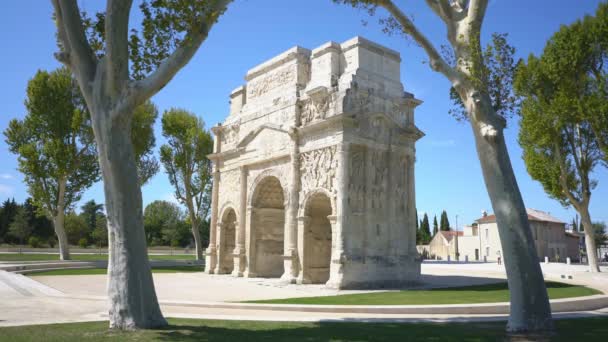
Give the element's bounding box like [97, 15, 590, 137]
[153, 317, 608, 342]
[155, 321, 505, 342]
[426, 281, 578, 292]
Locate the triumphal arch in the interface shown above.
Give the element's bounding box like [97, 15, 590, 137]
[205, 37, 423, 289]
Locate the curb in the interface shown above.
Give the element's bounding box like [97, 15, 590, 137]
[56, 293, 608, 315]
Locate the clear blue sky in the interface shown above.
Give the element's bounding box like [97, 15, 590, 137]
[0, 0, 606, 228]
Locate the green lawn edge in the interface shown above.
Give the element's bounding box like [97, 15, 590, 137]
[246, 281, 602, 305]
[26, 266, 203, 276]
[0, 253, 195, 262]
[1, 317, 608, 342]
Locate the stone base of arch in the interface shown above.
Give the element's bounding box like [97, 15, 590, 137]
[231, 247, 246, 277]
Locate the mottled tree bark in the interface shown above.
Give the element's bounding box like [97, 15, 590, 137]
[185, 188, 204, 261]
[92, 107, 166, 329]
[52, 177, 71, 261]
[465, 93, 552, 333]
[580, 207, 600, 272]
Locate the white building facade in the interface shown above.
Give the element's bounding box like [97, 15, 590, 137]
[205, 37, 423, 289]
[462, 209, 578, 262]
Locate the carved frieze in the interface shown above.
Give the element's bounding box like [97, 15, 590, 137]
[247, 68, 295, 99]
[299, 146, 338, 195]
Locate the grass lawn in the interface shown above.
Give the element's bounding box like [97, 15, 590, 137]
[1, 317, 607, 341]
[248, 281, 601, 305]
[26, 266, 203, 276]
[0, 253, 195, 262]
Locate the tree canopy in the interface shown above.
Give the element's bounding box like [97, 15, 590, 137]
[160, 108, 213, 259]
[4, 68, 99, 218]
[514, 2, 607, 272]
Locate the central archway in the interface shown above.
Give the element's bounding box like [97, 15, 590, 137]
[250, 176, 285, 277]
[303, 192, 333, 284]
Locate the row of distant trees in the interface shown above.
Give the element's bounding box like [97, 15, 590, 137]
[0, 198, 105, 248]
[0, 197, 210, 250]
[416, 210, 451, 245]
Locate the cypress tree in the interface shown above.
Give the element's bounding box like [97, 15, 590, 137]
[433, 215, 439, 236]
[421, 213, 431, 244]
[440, 210, 451, 231]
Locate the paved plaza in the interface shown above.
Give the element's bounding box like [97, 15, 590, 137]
[1, 261, 607, 327]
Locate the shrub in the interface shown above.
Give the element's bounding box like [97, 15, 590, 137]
[28, 236, 41, 248]
[47, 237, 56, 248]
[78, 238, 88, 248]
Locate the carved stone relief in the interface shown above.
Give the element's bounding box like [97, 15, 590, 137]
[348, 146, 366, 213]
[370, 150, 388, 210]
[394, 154, 407, 215]
[220, 125, 240, 147]
[301, 95, 330, 125]
[247, 68, 295, 99]
[299, 146, 338, 196]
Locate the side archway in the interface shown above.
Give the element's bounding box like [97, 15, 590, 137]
[300, 189, 333, 284]
[217, 206, 237, 274]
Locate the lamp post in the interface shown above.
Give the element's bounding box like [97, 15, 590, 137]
[455, 214, 459, 261]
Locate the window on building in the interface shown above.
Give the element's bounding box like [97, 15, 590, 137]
[485, 229, 489, 240]
[486, 247, 490, 257]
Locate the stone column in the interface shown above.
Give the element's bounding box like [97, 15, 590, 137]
[205, 167, 220, 274]
[214, 222, 225, 274]
[281, 128, 300, 283]
[232, 166, 247, 277]
[327, 142, 349, 289]
[296, 215, 311, 284]
[243, 206, 255, 277]
[406, 154, 417, 257]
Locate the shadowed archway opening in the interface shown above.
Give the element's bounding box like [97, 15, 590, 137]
[218, 208, 237, 274]
[250, 176, 285, 278]
[303, 192, 332, 284]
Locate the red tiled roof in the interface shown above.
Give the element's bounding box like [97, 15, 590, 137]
[476, 208, 565, 224]
[439, 230, 463, 242]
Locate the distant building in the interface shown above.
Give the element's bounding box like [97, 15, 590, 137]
[425, 231, 463, 260]
[423, 208, 581, 262]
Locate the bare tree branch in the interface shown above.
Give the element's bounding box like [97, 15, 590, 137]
[377, 0, 462, 85]
[105, 0, 133, 96]
[51, 0, 97, 89]
[130, 0, 231, 106]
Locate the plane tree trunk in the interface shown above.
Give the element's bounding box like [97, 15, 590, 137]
[464, 91, 553, 333]
[91, 103, 166, 329]
[52, 177, 71, 261]
[186, 198, 204, 261]
[579, 206, 600, 272]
